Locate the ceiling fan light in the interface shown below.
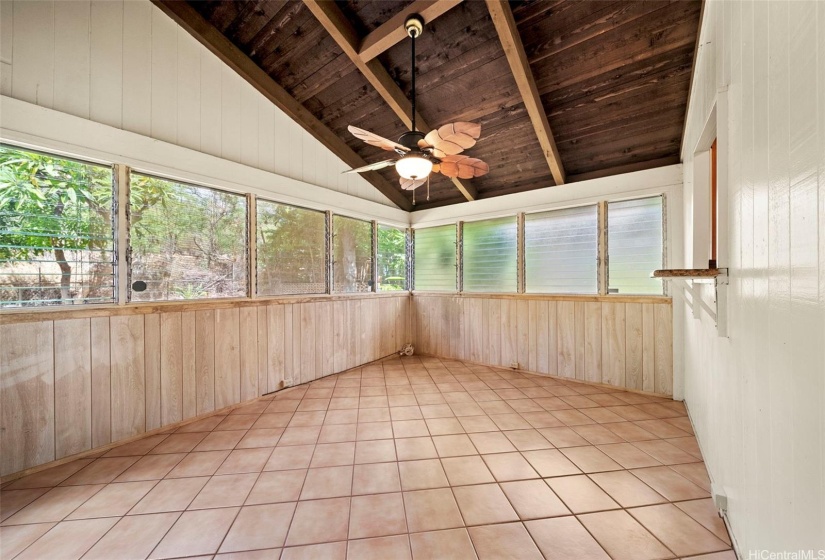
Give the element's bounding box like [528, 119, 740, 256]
[396, 154, 433, 180]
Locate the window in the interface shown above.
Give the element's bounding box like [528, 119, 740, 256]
[710, 138, 718, 268]
[0, 145, 115, 307]
[462, 217, 517, 292]
[377, 224, 407, 291]
[607, 196, 664, 295]
[414, 225, 456, 291]
[129, 173, 247, 301]
[333, 215, 372, 293]
[525, 205, 598, 294]
[257, 200, 326, 295]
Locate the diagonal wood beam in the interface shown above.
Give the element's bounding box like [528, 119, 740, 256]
[485, 0, 566, 185]
[358, 0, 463, 62]
[151, 0, 413, 211]
[304, 0, 477, 202]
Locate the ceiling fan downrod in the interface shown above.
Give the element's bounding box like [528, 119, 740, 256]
[405, 14, 424, 133]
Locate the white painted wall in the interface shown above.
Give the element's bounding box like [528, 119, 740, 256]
[0, 0, 394, 207]
[679, 0, 825, 554]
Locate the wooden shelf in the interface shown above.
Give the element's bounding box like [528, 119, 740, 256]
[651, 268, 723, 279]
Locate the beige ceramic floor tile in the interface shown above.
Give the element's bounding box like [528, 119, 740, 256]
[403, 488, 464, 532]
[130, 477, 210, 514]
[524, 516, 610, 560]
[150, 507, 239, 559]
[286, 497, 351, 546]
[349, 492, 407, 539]
[83, 512, 180, 560]
[629, 503, 729, 557]
[578, 510, 673, 560]
[467, 522, 543, 560]
[409, 528, 478, 560]
[246, 469, 307, 505]
[14, 517, 118, 560]
[545, 475, 620, 514]
[219, 502, 296, 553]
[500, 480, 570, 520]
[452, 483, 519, 526]
[352, 462, 402, 495]
[347, 534, 411, 560]
[398, 459, 449, 491]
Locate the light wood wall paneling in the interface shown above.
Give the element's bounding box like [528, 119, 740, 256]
[574, 302, 586, 381]
[110, 315, 145, 441]
[144, 314, 162, 431]
[556, 301, 575, 378]
[624, 303, 644, 391]
[90, 316, 112, 448]
[409, 295, 672, 397]
[195, 309, 215, 415]
[54, 318, 92, 459]
[266, 304, 285, 393]
[466, 298, 483, 363]
[347, 299, 360, 370]
[488, 299, 502, 366]
[215, 307, 241, 408]
[291, 303, 302, 383]
[180, 311, 197, 418]
[300, 302, 316, 384]
[239, 306, 258, 401]
[601, 303, 626, 388]
[333, 301, 348, 374]
[256, 307, 268, 394]
[527, 300, 538, 372]
[642, 304, 656, 393]
[160, 312, 183, 426]
[653, 303, 673, 395]
[319, 301, 334, 378]
[0, 321, 55, 476]
[517, 300, 529, 370]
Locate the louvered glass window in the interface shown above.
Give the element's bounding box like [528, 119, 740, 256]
[257, 200, 326, 295]
[0, 145, 116, 307]
[377, 224, 407, 291]
[607, 196, 664, 295]
[129, 173, 247, 301]
[525, 205, 598, 294]
[333, 215, 372, 293]
[414, 225, 456, 291]
[462, 216, 517, 292]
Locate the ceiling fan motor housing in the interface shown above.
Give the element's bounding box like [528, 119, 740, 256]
[398, 130, 426, 150]
[405, 14, 424, 38]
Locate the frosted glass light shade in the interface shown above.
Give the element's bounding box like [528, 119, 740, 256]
[395, 155, 433, 179]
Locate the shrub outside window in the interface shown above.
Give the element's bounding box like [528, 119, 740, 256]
[129, 173, 247, 301]
[0, 145, 116, 307]
[377, 224, 407, 291]
[333, 215, 372, 293]
[257, 200, 326, 295]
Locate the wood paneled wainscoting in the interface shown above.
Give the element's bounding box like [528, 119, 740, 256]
[412, 293, 673, 397]
[0, 293, 409, 479]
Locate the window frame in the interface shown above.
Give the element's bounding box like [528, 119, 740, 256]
[375, 222, 410, 293]
[331, 213, 374, 294]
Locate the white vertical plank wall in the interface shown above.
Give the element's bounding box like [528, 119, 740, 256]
[679, 0, 824, 553]
[0, 0, 393, 208]
[0, 294, 409, 478]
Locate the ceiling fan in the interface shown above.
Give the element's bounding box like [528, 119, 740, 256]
[343, 14, 489, 203]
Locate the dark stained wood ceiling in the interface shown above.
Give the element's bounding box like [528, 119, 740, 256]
[166, 0, 702, 210]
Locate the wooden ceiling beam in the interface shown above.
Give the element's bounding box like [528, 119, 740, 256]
[304, 0, 477, 202]
[485, 0, 566, 185]
[358, 0, 463, 62]
[151, 0, 413, 211]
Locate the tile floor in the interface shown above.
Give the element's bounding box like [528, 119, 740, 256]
[0, 356, 735, 560]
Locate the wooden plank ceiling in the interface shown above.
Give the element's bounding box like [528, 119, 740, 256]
[156, 0, 702, 210]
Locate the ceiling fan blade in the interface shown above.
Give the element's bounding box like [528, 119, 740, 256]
[348, 125, 409, 153]
[399, 177, 426, 191]
[422, 122, 482, 157]
[342, 159, 397, 174]
[438, 155, 489, 179]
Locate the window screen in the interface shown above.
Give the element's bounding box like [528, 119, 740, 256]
[607, 196, 664, 295]
[377, 224, 407, 291]
[0, 145, 115, 307]
[129, 174, 247, 301]
[462, 217, 517, 292]
[414, 225, 456, 291]
[257, 200, 326, 295]
[333, 215, 372, 293]
[525, 205, 598, 294]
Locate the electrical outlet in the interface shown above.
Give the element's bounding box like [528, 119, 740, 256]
[510, 361, 519, 369]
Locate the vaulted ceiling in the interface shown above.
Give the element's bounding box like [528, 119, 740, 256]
[155, 0, 702, 211]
